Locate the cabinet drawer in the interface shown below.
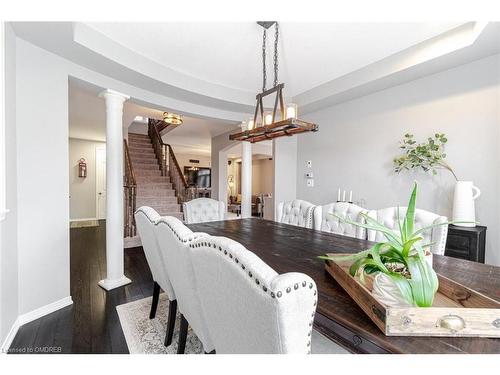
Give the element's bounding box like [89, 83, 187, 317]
[446, 234, 470, 251]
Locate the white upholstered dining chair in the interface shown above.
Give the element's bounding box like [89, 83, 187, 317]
[313, 202, 368, 239]
[183, 198, 225, 224]
[154, 216, 215, 354]
[367, 207, 449, 255]
[189, 235, 318, 354]
[134, 206, 178, 347]
[276, 199, 315, 228]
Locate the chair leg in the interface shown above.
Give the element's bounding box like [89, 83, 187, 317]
[149, 281, 160, 319]
[204, 350, 216, 354]
[177, 314, 188, 354]
[164, 299, 177, 347]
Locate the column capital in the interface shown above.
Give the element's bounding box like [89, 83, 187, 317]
[99, 89, 130, 103]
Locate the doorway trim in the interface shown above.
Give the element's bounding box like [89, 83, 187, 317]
[95, 145, 106, 220]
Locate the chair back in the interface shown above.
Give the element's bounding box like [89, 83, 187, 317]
[134, 206, 175, 300]
[367, 207, 448, 255]
[313, 202, 367, 239]
[183, 198, 225, 224]
[276, 200, 315, 228]
[189, 236, 317, 353]
[154, 216, 214, 351]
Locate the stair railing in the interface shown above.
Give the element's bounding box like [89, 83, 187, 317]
[148, 119, 190, 204]
[123, 139, 137, 237]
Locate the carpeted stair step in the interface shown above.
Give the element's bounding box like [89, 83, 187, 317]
[136, 196, 178, 206]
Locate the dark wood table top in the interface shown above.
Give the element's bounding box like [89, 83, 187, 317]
[187, 218, 500, 354]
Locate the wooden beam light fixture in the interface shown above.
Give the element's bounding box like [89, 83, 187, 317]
[230, 22, 318, 143]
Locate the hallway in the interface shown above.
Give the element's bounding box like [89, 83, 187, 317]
[8, 221, 153, 353]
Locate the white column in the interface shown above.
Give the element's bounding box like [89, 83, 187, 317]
[241, 141, 252, 218]
[98, 89, 131, 291]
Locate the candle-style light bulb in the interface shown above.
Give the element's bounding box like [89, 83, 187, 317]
[286, 103, 298, 119]
[263, 111, 273, 125]
[247, 118, 255, 130]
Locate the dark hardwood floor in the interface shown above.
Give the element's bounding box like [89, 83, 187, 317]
[9, 220, 153, 354]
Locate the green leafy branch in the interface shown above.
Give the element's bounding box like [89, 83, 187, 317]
[393, 133, 458, 181]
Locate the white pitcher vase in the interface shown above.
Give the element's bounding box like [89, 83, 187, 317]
[452, 181, 480, 227]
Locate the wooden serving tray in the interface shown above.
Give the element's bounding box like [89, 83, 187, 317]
[324, 253, 500, 337]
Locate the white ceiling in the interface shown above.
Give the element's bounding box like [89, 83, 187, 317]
[13, 21, 499, 122]
[87, 22, 463, 97]
[69, 79, 239, 155]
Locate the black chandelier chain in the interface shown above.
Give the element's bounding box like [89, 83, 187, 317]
[261, 22, 279, 92]
[262, 28, 267, 92]
[273, 22, 279, 88]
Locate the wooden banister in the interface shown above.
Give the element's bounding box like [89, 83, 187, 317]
[123, 139, 137, 237]
[165, 144, 188, 188]
[148, 119, 190, 204]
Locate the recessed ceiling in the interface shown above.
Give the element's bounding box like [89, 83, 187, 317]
[69, 79, 239, 155]
[87, 22, 464, 97]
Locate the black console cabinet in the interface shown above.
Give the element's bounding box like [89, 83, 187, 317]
[445, 225, 486, 263]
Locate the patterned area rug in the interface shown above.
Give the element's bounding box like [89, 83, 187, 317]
[116, 294, 348, 354]
[117, 294, 203, 354]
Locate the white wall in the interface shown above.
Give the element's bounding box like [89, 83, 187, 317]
[273, 136, 298, 220]
[211, 130, 238, 203]
[69, 138, 106, 220]
[252, 158, 273, 196]
[297, 54, 500, 266]
[16, 38, 71, 315]
[1, 23, 19, 349]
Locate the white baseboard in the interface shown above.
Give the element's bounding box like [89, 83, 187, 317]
[18, 296, 73, 326]
[70, 217, 98, 222]
[1, 296, 73, 352]
[1, 317, 20, 353]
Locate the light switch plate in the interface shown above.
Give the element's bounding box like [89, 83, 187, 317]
[306, 160, 312, 168]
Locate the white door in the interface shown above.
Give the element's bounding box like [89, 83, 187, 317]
[96, 146, 106, 220]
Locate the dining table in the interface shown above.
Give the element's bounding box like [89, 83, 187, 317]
[187, 218, 500, 354]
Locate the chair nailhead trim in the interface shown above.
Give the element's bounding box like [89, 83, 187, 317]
[229, 254, 233, 259]
[256, 279, 260, 285]
[277, 291, 282, 298]
[263, 286, 267, 292]
[302, 281, 307, 287]
[286, 287, 291, 293]
[224, 250, 227, 255]
[248, 271, 252, 278]
[309, 283, 313, 289]
[294, 283, 299, 290]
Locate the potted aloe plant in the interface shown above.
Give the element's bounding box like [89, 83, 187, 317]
[320, 183, 454, 308]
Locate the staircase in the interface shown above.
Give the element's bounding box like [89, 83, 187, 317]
[127, 133, 183, 220]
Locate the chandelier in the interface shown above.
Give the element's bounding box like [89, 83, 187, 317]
[163, 112, 183, 125]
[229, 21, 318, 143]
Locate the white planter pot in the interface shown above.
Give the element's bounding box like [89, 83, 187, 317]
[372, 253, 432, 308]
[452, 181, 480, 227]
[372, 273, 413, 308]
